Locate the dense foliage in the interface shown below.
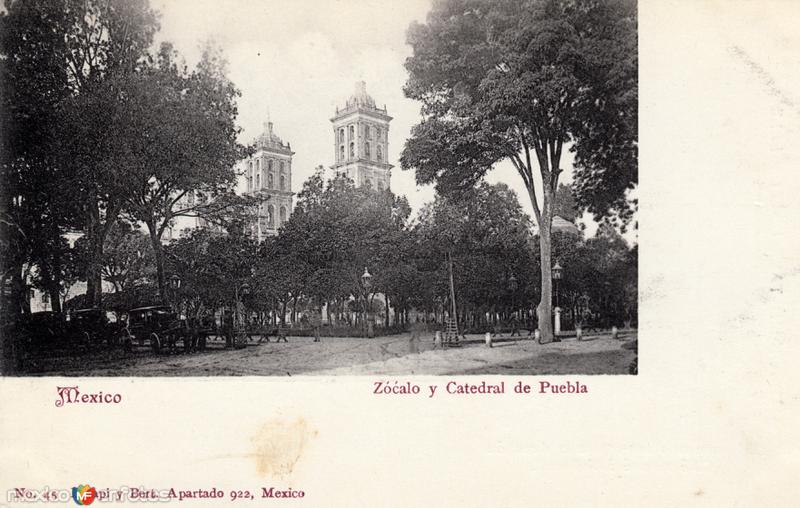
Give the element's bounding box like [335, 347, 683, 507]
[400, 0, 637, 340]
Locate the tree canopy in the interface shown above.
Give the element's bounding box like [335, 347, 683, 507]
[400, 0, 637, 340]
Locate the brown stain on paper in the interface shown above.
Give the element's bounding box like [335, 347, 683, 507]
[250, 417, 317, 477]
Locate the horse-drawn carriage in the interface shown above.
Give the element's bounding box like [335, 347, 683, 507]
[125, 305, 195, 354]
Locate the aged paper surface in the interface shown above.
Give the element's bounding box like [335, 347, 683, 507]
[2, 0, 800, 506]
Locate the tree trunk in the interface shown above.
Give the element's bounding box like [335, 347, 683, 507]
[447, 251, 458, 332]
[537, 216, 554, 341]
[145, 220, 167, 303]
[48, 283, 62, 314]
[84, 200, 105, 307]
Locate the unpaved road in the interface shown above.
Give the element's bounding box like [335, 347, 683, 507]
[13, 332, 636, 376]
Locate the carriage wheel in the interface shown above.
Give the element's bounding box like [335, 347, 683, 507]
[150, 333, 161, 354]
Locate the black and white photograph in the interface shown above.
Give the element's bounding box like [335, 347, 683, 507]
[3, 0, 800, 506]
[0, 0, 638, 377]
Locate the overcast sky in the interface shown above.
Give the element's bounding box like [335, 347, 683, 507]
[152, 0, 618, 238]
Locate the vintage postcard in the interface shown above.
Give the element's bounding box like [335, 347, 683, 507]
[1, 0, 798, 506]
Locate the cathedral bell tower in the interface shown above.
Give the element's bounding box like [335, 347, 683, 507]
[330, 81, 393, 190]
[243, 120, 294, 240]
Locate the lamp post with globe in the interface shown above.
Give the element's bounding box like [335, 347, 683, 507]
[361, 268, 374, 338]
[552, 261, 563, 340]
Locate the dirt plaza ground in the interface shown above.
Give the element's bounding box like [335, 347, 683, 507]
[16, 331, 637, 376]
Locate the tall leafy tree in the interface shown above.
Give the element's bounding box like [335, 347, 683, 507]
[166, 226, 258, 322]
[98, 224, 155, 293]
[57, 0, 159, 306]
[414, 183, 537, 328]
[1, 0, 79, 319]
[113, 42, 254, 300]
[401, 0, 637, 341]
[274, 175, 412, 326]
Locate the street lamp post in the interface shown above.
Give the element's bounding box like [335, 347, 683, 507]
[508, 273, 518, 311]
[169, 274, 182, 311]
[552, 261, 562, 307]
[552, 261, 563, 341]
[508, 273, 518, 337]
[361, 267, 374, 338]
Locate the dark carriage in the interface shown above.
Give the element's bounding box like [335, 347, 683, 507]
[126, 305, 194, 354]
[68, 308, 124, 346]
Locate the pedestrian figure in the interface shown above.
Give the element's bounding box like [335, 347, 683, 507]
[277, 324, 289, 343]
[308, 305, 322, 342]
[409, 322, 422, 354]
[222, 310, 234, 348]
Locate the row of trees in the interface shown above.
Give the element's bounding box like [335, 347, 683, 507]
[87, 174, 635, 332]
[2, 0, 637, 339]
[1, 0, 256, 321]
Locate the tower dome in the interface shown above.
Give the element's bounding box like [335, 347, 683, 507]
[256, 121, 290, 151]
[345, 81, 376, 109]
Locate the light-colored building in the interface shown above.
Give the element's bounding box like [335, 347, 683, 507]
[243, 120, 295, 241]
[330, 81, 393, 190]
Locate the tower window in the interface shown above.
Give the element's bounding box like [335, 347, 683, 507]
[257, 159, 260, 171]
[280, 175, 286, 191]
[280, 161, 285, 173]
[376, 127, 381, 140]
[256, 174, 261, 189]
[268, 205, 275, 227]
[279, 206, 287, 225]
[339, 128, 344, 143]
[349, 142, 354, 159]
[365, 125, 370, 139]
[340, 145, 345, 161]
[365, 142, 370, 159]
[268, 160, 273, 171]
[349, 125, 354, 139]
[377, 145, 382, 162]
[268, 173, 273, 189]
